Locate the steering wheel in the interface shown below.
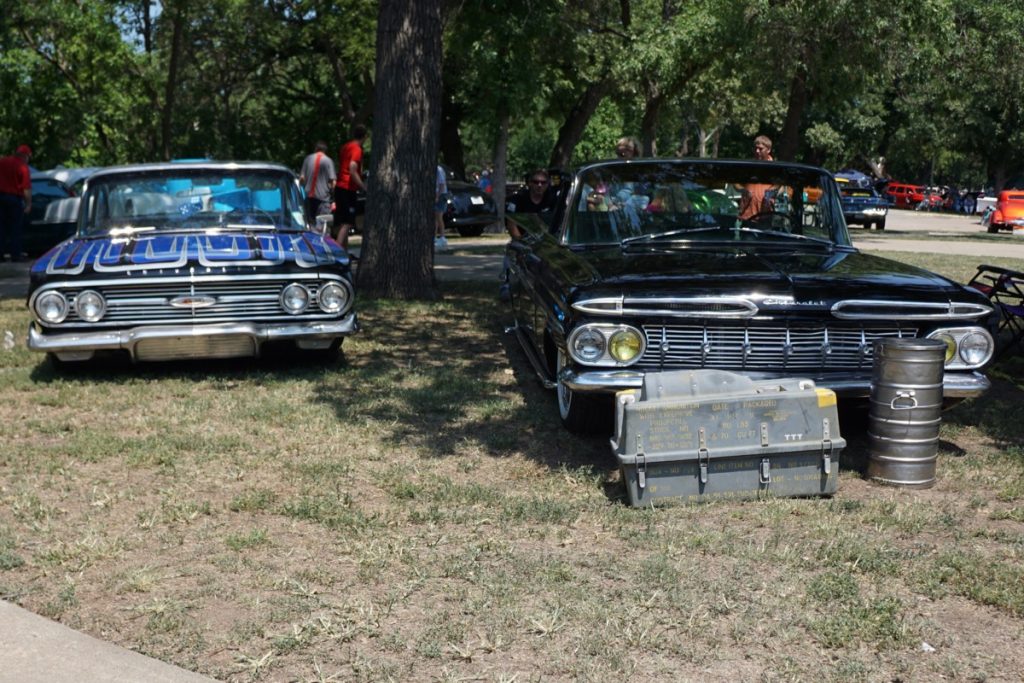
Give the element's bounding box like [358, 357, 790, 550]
[742, 210, 792, 231]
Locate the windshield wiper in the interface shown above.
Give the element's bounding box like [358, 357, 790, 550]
[732, 226, 834, 248]
[106, 225, 157, 236]
[620, 226, 723, 246]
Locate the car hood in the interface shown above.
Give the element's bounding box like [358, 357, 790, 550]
[31, 230, 349, 278]
[563, 245, 982, 306]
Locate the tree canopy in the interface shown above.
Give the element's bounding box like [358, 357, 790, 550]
[3, 0, 1023, 296]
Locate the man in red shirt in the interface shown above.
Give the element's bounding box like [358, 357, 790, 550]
[333, 124, 368, 250]
[0, 144, 33, 261]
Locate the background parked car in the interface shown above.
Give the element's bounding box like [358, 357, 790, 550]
[986, 190, 1024, 233]
[25, 174, 77, 256]
[840, 186, 889, 230]
[883, 182, 925, 208]
[442, 176, 499, 237]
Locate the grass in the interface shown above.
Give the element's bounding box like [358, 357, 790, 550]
[1, 252, 1024, 681]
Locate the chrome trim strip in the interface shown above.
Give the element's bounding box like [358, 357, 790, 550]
[511, 325, 557, 389]
[28, 315, 358, 357]
[832, 299, 992, 320]
[572, 295, 759, 318]
[559, 368, 989, 399]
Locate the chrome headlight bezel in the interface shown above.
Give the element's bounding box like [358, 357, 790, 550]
[926, 326, 994, 370]
[567, 323, 646, 366]
[75, 290, 107, 322]
[35, 291, 69, 324]
[280, 283, 311, 314]
[317, 281, 351, 314]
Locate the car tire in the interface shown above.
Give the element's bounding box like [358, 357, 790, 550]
[987, 223, 998, 234]
[556, 349, 610, 435]
[456, 225, 485, 238]
[876, 219, 885, 230]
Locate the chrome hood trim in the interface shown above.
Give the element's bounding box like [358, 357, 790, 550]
[831, 299, 993, 321]
[572, 295, 759, 319]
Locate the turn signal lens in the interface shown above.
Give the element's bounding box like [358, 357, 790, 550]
[609, 329, 643, 362]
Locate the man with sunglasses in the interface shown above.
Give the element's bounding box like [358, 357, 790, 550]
[507, 169, 555, 215]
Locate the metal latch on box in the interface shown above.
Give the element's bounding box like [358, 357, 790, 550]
[759, 457, 771, 484]
[822, 418, 833, 475]
[698, 428, 709, 485]
[636, 434, 646, 490]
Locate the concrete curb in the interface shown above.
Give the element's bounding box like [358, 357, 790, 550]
[0, 600, 216, 682]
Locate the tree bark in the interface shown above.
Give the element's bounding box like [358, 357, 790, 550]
[640, 90, 664, 157]
[161, 1, 187, 161]
[356, 0, 443, 299]
[548, 78, 613, 168]
[777, 66, 808, 162]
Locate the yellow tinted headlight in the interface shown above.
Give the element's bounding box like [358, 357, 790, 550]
[933, 333, 956, 363]
[609, 329, 643, 362]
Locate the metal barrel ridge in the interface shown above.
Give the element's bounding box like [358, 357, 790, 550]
[867, 338, 947, 489]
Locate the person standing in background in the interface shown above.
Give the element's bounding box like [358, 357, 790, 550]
[738, 134, 775, 220]
[0, 144, 32, 262]
[298, 141, 336, 229]
[434, 164, 449, 252]
[334, 124, 367, 250]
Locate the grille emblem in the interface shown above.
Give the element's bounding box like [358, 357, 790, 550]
[170, 295, 217, 309]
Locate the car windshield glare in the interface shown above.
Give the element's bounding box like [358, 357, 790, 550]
[565, 161, 849, 248]
[80, 168, 306, 236]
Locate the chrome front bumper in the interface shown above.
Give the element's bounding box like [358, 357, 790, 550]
[560, 367, 991, 400]
[28, 314, 358, 361]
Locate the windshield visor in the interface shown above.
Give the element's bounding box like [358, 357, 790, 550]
[565, 161, 849, 247]
[79, 168, 306, 236]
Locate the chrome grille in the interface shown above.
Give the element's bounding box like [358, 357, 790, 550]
[134, 335, 257, 361]
[48, 277, 346, 327]
[638, 324, 918, 373]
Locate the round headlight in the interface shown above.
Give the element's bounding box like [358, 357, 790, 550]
[933, 333, 956, 363]
[35, 291, 69, 323]
[572, 328, 606, 362]
[75, 290, 106, 322]
[318, 282, 349, 313]
[609, 328, 643, 363]
[281, 283, 310, 314]
[959, 332, 992, 365]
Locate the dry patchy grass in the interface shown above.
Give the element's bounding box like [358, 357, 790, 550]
[1, 263, 1023, 682]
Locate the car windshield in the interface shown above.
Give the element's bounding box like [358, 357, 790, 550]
[79, 167, 306, 236]
[564, 160, 850, 248]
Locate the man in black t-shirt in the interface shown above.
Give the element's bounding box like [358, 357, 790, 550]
[507, 168, 556, 214]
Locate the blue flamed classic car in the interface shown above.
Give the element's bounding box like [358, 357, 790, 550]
[27, 161, 357, 364]
[505, 159, 996, 433]
[840, 185, 890, 230]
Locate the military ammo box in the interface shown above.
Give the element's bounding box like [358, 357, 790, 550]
[611, 370, 844, 507]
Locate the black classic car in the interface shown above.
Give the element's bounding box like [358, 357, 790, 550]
[27, 161, 357, 364]
[443, 179, 499, 237]
[840, 185, 890, 230]
[505, 159, 996, 432]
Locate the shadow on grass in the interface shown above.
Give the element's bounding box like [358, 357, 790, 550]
[310, 282, 618, 476]
[26, 344, 351, 385]
[944, 353, 1024, 459]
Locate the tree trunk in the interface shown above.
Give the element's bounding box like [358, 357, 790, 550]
[356, 0, 443, 299]
[640, 90, 664, 157]
[160, 1, 187, 161]
[492, 106, 510, 225]
[549, 78, 612, 167]
[777, 66, 808, 162]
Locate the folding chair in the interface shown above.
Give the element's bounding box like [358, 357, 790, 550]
[968, 264, 1024, 356]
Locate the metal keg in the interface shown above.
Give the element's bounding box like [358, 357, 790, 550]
[867, 338, 947, 488]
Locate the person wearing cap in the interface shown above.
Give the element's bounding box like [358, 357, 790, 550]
[0, 144, 32, 261]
